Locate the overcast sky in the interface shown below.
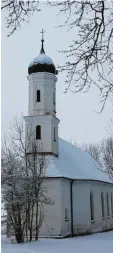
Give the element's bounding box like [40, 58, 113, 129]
[1, 3, 112, 145]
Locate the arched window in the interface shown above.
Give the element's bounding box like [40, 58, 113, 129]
[101, 192, 105, 219]
[36, 125, 41, 140]
[36, 90, 40, 102]
[111, 193, 113, 216]
[90, 192, 95, 221]
[106, 193, 110, 217]
[54, 127, 56, 141]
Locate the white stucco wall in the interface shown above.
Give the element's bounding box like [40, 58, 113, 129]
[27, 72, 57, 117]
[4, 177, 113, 238]
[60, 178, 72, 236]
[40, 178, 72, 237]
[72, 180, 113, 235]
[24, 115, 59, 155]
[39, 178, 62, 237]
[39, 178, 113, 237]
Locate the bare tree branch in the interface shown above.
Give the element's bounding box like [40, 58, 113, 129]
[48, 0, 113, 111]
[1, 1, 40, 36]
[76, 136, 113, 180]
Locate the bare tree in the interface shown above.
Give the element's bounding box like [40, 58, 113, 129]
[1, 117, 52, 243]
[81, 142, 101, 165]
[25, 146, 52, 242]
[1, 1, 40, 36]
[107, 117, 113, 137]
[1, 141, 26, 243]
[101, 137, 113, 180]
[76, 137, 113, 180]
[107, 97, 113, 137]
[49, 1, 113, 111]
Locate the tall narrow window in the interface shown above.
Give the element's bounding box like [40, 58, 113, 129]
[65, 208, 68, 221]
[90, 192, 95, 221]
[36, 90, 40, 102]
[53, 91, 55, 105]
[111, 194, 113, 216]
[106, 193, 110, 217]
[101, 192, 105, 219]
[36, 125, 41, 140]
[54, 127, 56, 141]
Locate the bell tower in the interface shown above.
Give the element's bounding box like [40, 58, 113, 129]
[24, 30, 60, 156]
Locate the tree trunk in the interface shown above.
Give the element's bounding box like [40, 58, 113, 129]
[29, 203, 34, 242]
[25, 203, 28, 241]
[29, 228, 32, 242]
[15, 229, 24, 243]
[35, 202, 38, 241]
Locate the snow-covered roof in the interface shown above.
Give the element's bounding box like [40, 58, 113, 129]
[28, 53, 54, 68]
[47, 138, 113, 184]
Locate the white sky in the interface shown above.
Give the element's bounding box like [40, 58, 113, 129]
[1, 3, 112, 145]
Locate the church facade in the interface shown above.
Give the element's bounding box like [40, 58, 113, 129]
[24, 33, 113, 238]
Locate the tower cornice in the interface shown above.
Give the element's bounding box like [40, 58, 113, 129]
[27, 72, 58, 82]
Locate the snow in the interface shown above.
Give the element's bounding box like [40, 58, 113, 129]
[1, 231, 113, 253]
[29, 53, 54, 67]
[1, 203, 7, 217]
[47, 138, 113, 184]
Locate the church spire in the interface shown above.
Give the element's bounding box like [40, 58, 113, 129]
[40, 29, 45, 54]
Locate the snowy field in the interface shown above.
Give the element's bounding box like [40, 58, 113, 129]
[1, 231, 113, 253]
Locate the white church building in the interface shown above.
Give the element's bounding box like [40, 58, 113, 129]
[24, 32, 113, 238]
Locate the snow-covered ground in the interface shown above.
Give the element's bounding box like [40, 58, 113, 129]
[1, 231, 113, 253]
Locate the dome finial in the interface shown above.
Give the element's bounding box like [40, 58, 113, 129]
[40, 28, 45, 54]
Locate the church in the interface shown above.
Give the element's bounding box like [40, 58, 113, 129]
[24, 31, 113, 237]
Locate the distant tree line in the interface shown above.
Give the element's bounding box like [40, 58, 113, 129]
[75, 135, 113, 180]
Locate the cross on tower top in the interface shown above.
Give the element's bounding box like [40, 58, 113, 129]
[40, 28, 45, 41]
[40, 29, 45, 54]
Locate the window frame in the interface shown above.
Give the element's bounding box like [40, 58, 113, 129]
[111, 193, 113, 216]
[90, 192, 95, 222]
[36, 125, 41, 140]
[54, 127, 56, 142]
[53, 90, 55, 105]
[106, 192, 110, 217]
[65, 208, 68, 222]
[36, 90, 41, 102]
[101, 192, 105, 219]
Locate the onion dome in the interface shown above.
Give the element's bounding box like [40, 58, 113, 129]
[28, 30, 58, 75]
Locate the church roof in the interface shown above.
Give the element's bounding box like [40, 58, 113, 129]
[28, 53, 56, 75]
[47, 138, 113, 184]
[28, 53, 54, 67]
